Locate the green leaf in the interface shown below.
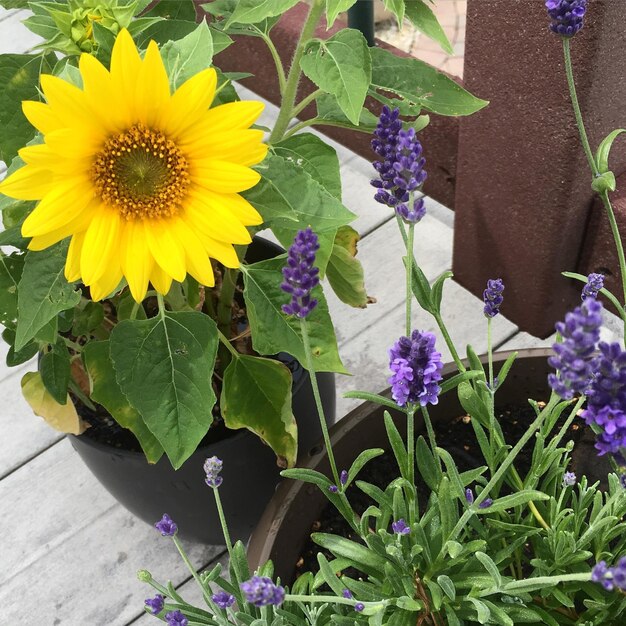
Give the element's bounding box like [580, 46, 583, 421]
[273, 133, 341, 199]
[160, 21, 214, 88]
[430, 269, 453, 312]
[315, 92, 379, 131]
[342, 390, 400, 412]
[136, 18, 198, 47]
[416, 435, 440, 490]
[143, 0, 197, 20]
[437, 574, 456, 601]
[225, 0, 300, 27]
[467, 598, 491, 624]
[40, 339, 70, 405]
[384, 410, 408, 479]
[325, 0, 358, 28]
[15, 242, 81, 351]
[439, 370, 484, 395]
[109, 311, 219, 468]
[317, 553, 347, 596]
[595, 128, 626, 174]
[300, 29, 371, 126]
[3, 328, 38, 366]
[0, 53, 55, 163]
[476, 490, 550, 514]
[369, 47, 488, 117]
[83, 340, 163, 463]
[246, 154, 355, 276]
[405, 1, 453, 54]
[457, 381, 490, 427]
[312, 533, 388, 578]
[474, 551, 502, 587]
[242, 257, 346, 373]
[221, 354, 297, 468]
[72, 301, 105, 337]
[407, 257, 433, 313]
[346, 448, 385, 486]
[205, 0, 280, 38]
[21, 370, 85, 434]
[0, 225, 28, 249]
[495, 351, 517, 389]
[280, 467, 332, 489]
[326, 226, 369, 308]
[0, 252, 24, 330]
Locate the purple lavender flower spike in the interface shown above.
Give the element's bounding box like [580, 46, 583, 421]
[562, 471, 577, 487]
[281, 227, 320, 319]
[355, 603, 365, 612]
[612, 558, 626, 591]
[388, 330, 443, 407]
[241, 576, 285, 607]
[581, 341, 626, 462]
[144, 594, 164, 615]
[548, 297, 603, 399]
[204, 456, 223, 488]
[592, 561, 614, 591]
[212, 591, 235, 609]
[478, 498, 493, 509]
[371, 106, 427, 224]
[483, 279, 504, 318]
[155, 514, 178, 537]
[545, 0, 587, 37]
[165, 610, 189, 626]
[582, 273, 604, 300]
[465, 488, 474, 504]
[340, 470, 348, 486]
[391, 519, 411, 535]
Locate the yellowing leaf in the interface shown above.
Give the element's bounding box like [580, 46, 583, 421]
[21, 371, 87, 434]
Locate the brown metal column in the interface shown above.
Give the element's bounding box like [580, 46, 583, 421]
[452, 0, 626, 337]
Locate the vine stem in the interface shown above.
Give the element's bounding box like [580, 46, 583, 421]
[268, 0, 325, 143]
[300, 318, 340, 486]
[562, 38, 626, 328]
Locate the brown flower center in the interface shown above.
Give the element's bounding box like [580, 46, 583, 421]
[93, 124, 189, 220]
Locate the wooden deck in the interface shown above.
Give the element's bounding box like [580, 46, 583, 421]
[1, 7, 614, 624]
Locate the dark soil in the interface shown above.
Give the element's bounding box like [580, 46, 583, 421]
[295, 401, 594, 579]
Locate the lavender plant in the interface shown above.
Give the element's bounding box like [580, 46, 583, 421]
[137, 2, 626, 625]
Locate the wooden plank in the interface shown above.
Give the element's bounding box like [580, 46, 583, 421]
[0, 438, 224, 624]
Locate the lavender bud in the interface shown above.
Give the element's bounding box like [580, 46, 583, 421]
[355, 603, 365, 612]
[592, 561, 614, 591]
[483, 278, 504, 318]
[562, 471, 577, 487]
[342, 589, 353, 599]
[391, 519, 411, 535]
[328, 484, 338, 493]
[465, 488, 474, 504]
[144, 594, 164, 615]
[204, 456, 223, 488]
[281, 227, 320, 319]
[582, 273, 604, 300]
[165, 610, 188, 626]
[155, 514, 177, 537]
[340, 470, 348, 486]
[478, 498, 493, 509]
[212, 591, 235, 609]
[545, 0, 587, 38]
[240, 576, 285, 607]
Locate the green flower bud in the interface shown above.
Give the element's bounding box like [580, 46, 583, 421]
[591, 171, 616, 194]
[137, 569, 153, 582]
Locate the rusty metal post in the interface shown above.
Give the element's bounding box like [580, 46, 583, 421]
[452, 0, 626, 338]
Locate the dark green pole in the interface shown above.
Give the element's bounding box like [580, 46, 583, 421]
[347, 0, 375, 47]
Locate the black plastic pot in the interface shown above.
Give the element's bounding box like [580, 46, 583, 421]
[69, 237, 336, 545]
[247, 349, 605, 583]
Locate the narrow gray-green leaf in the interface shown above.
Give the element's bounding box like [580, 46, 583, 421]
[15, 242, 81, 350]
[109, 311, 218, 468]
[300, 29, 371, 126]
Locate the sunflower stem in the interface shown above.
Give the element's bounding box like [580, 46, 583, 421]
[268, 0, 325, 143]
[216, 268, 239, 371]
[255, 28, 287, 95]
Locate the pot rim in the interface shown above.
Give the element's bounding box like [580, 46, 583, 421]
[246, 347, 554, 574]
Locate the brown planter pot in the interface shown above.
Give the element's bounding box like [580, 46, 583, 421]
[247, 348, 605, 582]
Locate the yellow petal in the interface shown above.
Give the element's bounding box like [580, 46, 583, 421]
[109, 29, 142, 116]
[185, 189, 253, 244]
[201, 190, 262, 226]
[40, 74, 95, 129]
[172, 219, 215, 287]
[150, 262, 173, 295]
[19, 144, 89, 177]
[162, 68, 217, 138]
[22, 178, 94, 237]
[0, 164, 55, 200]
[45, 128, 101, 158]
[120, 220, 153, 302]
[89, 262, 123, 301]
[65, 232, 86, 282]
[195, 231, 240, 268]
[145, 218, 186, 282]
[184, 130, 268, 166]
[22, 100, 62, 135]
[197, 101, 264, 134]
[135, 40, 171, 127]
[190, 160, 261, 193]
[80, 207, 121, 283]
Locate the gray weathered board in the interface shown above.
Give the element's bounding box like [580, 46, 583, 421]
[0, 7, 616, 624]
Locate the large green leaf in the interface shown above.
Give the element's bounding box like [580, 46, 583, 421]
[405, 1, 453, 55]
[222, 354, 297, 467]
[384, 0, 405, 24]
[0, 252, 24, 330]
[0, 53, 55, 164]
[369, 47, 488, 117]
[161, 21, 214, 88]
[109, 311, 219, 468]
[15, 242, 81, 351]
[205, 0, 280, 37]
[273, 133, 341, 200]
[325, 0, 358, 28]
[300, 29, 371, 126]
[242, 257, 346, 373]
[314, 92, 379, 132]
[225, 0, 300, 27]
[246, 154, 355, 275]
[142, 0, 197, 20]
[83, 340, 163, 464]
[326, 226, 368, 308]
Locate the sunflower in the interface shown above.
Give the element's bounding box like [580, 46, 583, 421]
[0, 29, 268, 301]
